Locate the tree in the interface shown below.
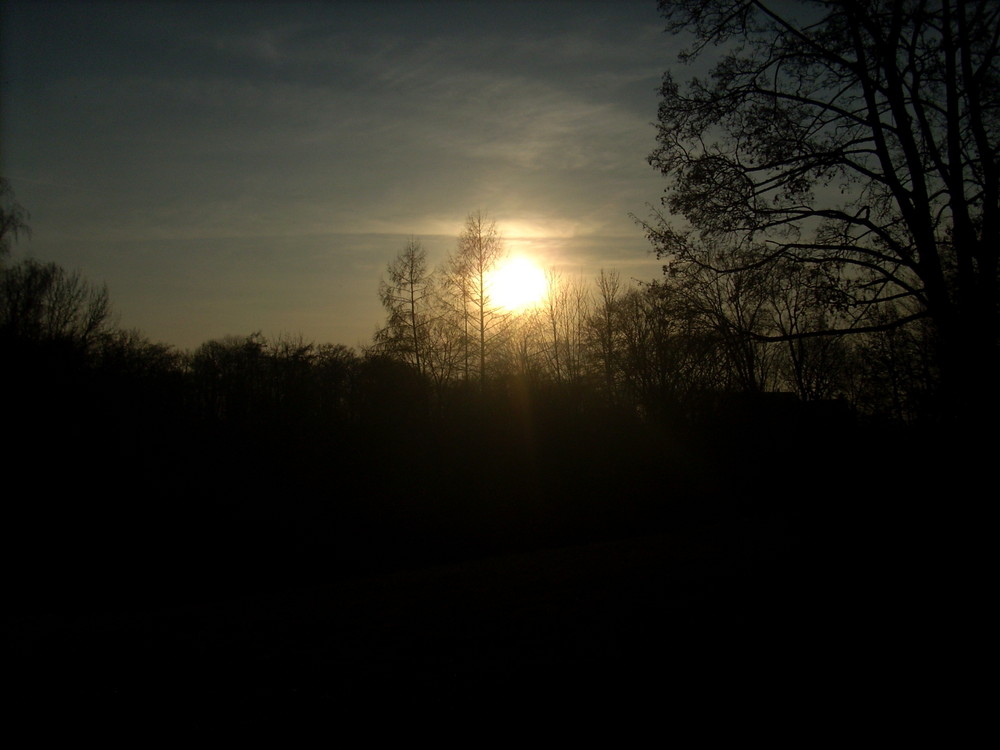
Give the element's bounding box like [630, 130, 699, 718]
[667, 245, 779, 393]
[0, 183, 113, 354]
[0, 258, 113, 352]
[98, 327, 181, 380]
[643, 0, 1000, 420]
[449, 210, 508, 388]
[189, 332, 269, 424]
[766, 258, 851, 401]
[590, 269, 623, 399]
[375, 238, 432, 376]
[538, 268, 591, 383]
[542, 269, 566, 382]
[0, 178, 31, 260]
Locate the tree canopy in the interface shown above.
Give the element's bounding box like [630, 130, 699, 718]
[644, 0, 1000, 420]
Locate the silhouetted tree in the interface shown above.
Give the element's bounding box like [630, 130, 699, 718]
[0, 178, 30, 260]
[766, 259, 851, 401]
[98, 327, 181, 379]
[639, 281, 735, 415]
[590, 269, 623, 399]
[189, 333, 268, 424]
[536, 272, 596, 387]
[0, 258, 113, 353]
[847, 305, 938, 421]
[502, 306, 547, 381]
[555, 272, 593, 384]
[664, 245, 779, 393]
[448, 210, 509, 388]
[375, 238, 432, 376]
[541, 269, 566, 382]
[312, 342, 358, 423]
[0, 185, 115, 354]
[643, 0, 1000, 421]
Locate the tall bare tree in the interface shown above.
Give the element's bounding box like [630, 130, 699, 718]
[591, 269, 623, 399]
[542, 269, 566, 382]
[0, 179, 31, 261]
[449, 210, 508, 388]
[376, 238, 432, 376]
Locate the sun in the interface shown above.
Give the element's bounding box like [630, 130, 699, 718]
[487, 256, 548, 313]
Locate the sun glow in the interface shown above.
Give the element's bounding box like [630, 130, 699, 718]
[487, 256, 549, 313]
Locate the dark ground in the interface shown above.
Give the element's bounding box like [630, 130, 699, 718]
[7, 398, 963, 709]
[9, 510, 887, 707]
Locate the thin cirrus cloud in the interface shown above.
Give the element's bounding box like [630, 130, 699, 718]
[2, 1, 671, 349]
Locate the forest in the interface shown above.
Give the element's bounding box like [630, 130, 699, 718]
[6, 0, 996, 700]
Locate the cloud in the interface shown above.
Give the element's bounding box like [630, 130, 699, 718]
[5, 1, 671, 347]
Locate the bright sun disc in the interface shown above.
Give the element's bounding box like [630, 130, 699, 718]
[487, 256, 548, 313]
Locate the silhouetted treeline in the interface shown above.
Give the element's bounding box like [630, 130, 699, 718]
[375, 230, 942, 426]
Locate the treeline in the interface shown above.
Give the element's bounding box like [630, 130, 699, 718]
[375, 213, 938, 426]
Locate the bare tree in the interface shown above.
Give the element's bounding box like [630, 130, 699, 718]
[376, 238, 432, 376]
[643, 0, 1000, 419]
[542, 269, 566, 382]
[560, 273, 593, 384]
[0, 259, 112, 352]
[666, 245, 779, 393]
[767, 259, 851, 401]
[539, 269, 592, 384]
[590, 269, 623, 399]
[0, 179, 31, 260]
[449, 210, 508, 388]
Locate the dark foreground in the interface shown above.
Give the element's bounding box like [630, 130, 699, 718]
[9, 511, 897, 706]
[8, 406, 972, 708]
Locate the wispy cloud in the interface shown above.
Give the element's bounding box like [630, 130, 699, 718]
[4, 1, 669, 347]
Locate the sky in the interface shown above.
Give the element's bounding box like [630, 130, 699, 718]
[2, 0, 680, 351]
